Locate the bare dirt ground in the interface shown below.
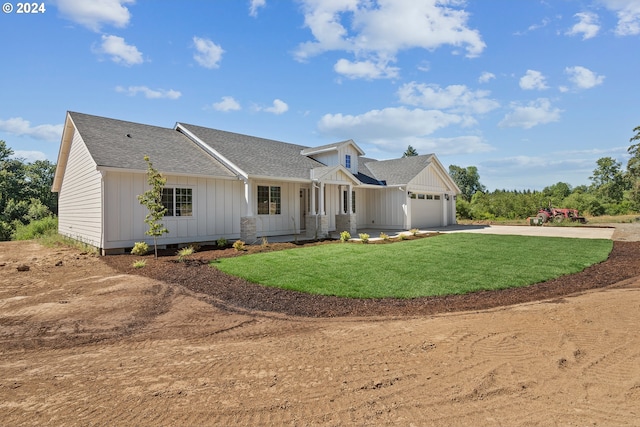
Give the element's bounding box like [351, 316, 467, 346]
[1, 226, 640, 426]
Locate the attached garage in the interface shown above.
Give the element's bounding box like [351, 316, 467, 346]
[409, 193, 443, 228]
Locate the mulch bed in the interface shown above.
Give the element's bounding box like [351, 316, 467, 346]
[102, 236, 640, 317]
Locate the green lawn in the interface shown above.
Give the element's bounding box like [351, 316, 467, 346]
[213, 234, 613, 299]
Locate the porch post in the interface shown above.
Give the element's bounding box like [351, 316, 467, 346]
[347, 184, 353, 214]
[310, 182, 316, 215]
[319, 182, 325, 215]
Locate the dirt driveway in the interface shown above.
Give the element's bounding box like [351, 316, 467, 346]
[1, 226, 640, 426]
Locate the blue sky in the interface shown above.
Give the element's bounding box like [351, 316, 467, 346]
[1, 0, 639, 190]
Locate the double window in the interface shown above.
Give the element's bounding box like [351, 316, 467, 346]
[162, 188, 193, 217]
[258, 185, 281, 215]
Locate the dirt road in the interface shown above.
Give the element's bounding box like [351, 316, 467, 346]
[1, 228, 640, 426]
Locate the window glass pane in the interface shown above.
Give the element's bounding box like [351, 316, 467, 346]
[175, 188, 193, 216]
[345, 154, 351, 169]
[162, 188, 174, 216]
[257, 186, 269, 215]
[418, 194, 425, 200]
[270, 186, 281, 215]
[352, 191, 356, 214]
[434, 195, 441, 200]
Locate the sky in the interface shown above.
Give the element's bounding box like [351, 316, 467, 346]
[1, 0, 639, 191]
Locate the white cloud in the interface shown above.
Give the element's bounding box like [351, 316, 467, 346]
[13, 150, 47, 162]
[94, 34, 143, 66]
[212, 96, 241, 112]
[295, 0, 485, 79]
[319, 106, 462, 139]
[599, 0, 640, 36]
[318, 107, 493, 155]
[0, 117, 63, 141]
[397, 82, 499, 115]
[54, 0, 134, 32]
[115, 86, 181, 99]
[565, 66, 605, 89]
[478, 72, 495, 83]
[566, 12, 600, 40]
[249, 0, 266, 17]
[519, 70, 548, 90]
[262, 99, 289, 115]
[498, 98, 562, 129]
[334, 58, 399, 79]
[192, 36, 224, 69]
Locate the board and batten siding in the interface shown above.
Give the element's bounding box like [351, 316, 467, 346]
[253, 180, 301, 236]
[57, 129, 103, 247]
[356, 187, 407, 230]
[103, 172, 244, 249]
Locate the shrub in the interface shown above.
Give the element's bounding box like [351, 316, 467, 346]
[177, 246, 195, 262]
[233, 240, 246, 251]
[12, 216, 58, 240]
[340, 231, 351, 242]
[358, 233, 370, 243]
[132, 260, 146, 269]
[409, 228, 420, 236]
[379, 232, 389, 241]
[261, 236, 269, 246]
[398, 234, 407, 240]
[131, 241, 150, 256]
[217, 237, 228, 247]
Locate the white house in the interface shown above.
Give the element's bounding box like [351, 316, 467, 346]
[52, 112, 460, 254]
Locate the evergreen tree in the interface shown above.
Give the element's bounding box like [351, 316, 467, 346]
[402, 145, 418, 157]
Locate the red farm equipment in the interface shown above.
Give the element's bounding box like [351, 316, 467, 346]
[533, 206, 586, 225]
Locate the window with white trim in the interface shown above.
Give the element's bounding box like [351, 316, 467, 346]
[345, 154, 351, 169]
[258, 185, 281, 215]
[162, 188, 193, 217]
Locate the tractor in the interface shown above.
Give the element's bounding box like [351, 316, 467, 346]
[535, 206, 586, 224]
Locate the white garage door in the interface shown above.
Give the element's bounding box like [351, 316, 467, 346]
[410, 194, 443, 228]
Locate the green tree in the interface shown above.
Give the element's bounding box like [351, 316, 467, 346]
[626, 125, 640, 209]
[589, 157, 627, 203]
[402, 145, 418, 157]
[137, 155, 169, 258]
[448, 165, 486, 202]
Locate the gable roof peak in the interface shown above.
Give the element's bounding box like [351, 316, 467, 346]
[300, 139, 365, 156]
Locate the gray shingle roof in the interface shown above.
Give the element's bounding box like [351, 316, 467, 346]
[69, 112, 236, 178]
[362, 155, 434, 186]
[177, 123, 325, 180]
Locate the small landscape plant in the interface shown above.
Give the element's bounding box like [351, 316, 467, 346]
[261, 236, 269, 246]
[379, 232, 389, 241]
[132, 259, 146, 269]
[340, 231, 351, 242]
[398, 234, 407, 240]
[409, 228, 420, 236]
[177, 246, 195, 262]
[358, 233, 370, 243]
[217, 237, 228, 248]
[233, 240, 246, 251]
[131, 241, 150, 256]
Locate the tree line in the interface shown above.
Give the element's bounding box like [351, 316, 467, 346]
[449, 125, 640, 221]
[0, 141, 57, 240]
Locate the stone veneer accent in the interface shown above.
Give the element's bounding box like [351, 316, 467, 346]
[305, 215, 328, 239]
[240, 216, 257, 244]
[335, 214, 357, 236]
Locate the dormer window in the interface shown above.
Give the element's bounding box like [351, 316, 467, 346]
[345, 154, 351, 169]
